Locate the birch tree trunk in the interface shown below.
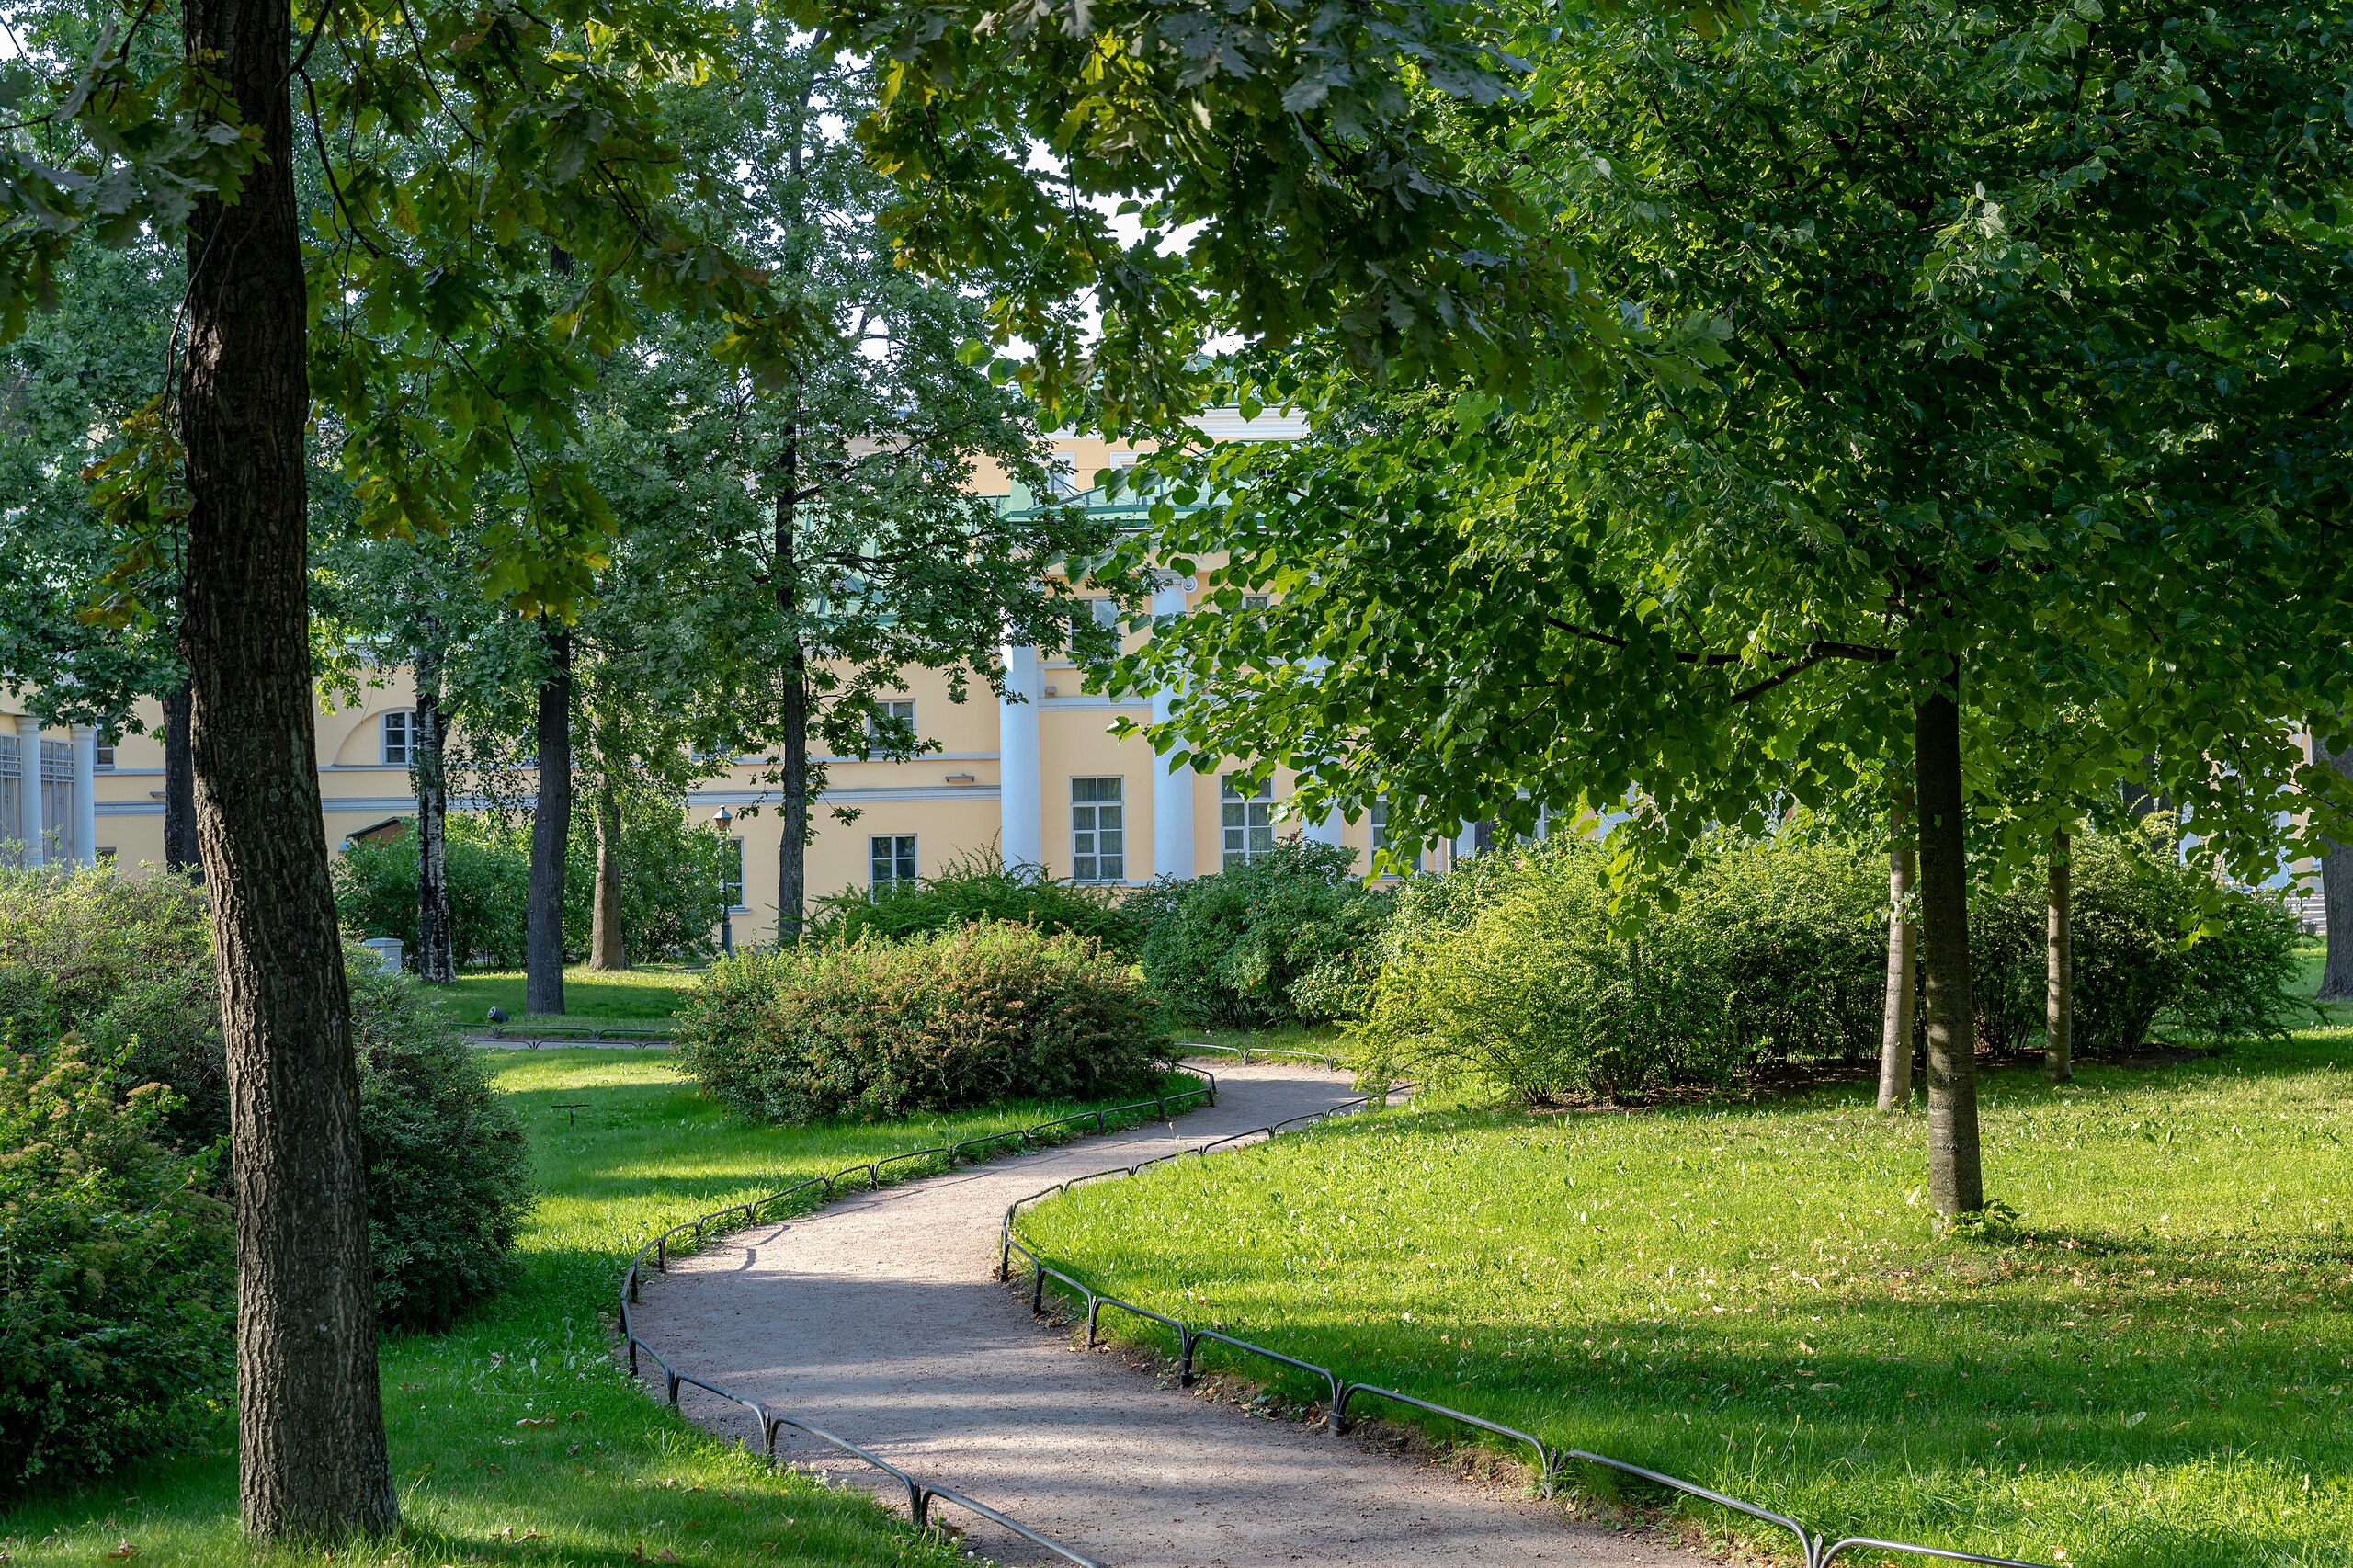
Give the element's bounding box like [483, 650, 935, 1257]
[179, 0, 396, 1528]
[1876, 784, 1917, 1112]
[2045, 828, 2073, 1082]
[1914, 675, 1984, 1218]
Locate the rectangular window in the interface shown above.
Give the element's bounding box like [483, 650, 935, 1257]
[94, 745, 115, 771]
[870, 834, 918, 892]
[0, 736, 18, 858]
[40, 740, 71, 861]
[1221, 776, 1276, 869]
[1370, 796, 1389, 854]
[720, 837, 745, 911]
[381, 710, 412, 766]
[868, 699, 916, 749]
[1071, 778, 1125, 882]
[1242, 594, 1270, 611]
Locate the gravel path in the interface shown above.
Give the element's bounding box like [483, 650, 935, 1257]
[631, 1061, 1677, 1568]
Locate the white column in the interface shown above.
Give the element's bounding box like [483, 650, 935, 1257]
[998, 642, 1044, 872]
[1149, 578, 1196, 881]
[20, 726, 43, 868]
[71, 725, 97, 866]
[1454, 821, 1479, 867]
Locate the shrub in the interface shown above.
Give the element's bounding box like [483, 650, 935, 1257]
[1129, 839, 1394, 1028]
[332, 800, 730, 969]
[0, 867, 222, 1147]
[809, 847, 1141, 957]
[0, 1040, 233, 1494]
[349, 960, 533, 1331]
[675, 923, 1166, 1122]
[0, 864, 531, 1327]
[1971, 823, 2304, 1051]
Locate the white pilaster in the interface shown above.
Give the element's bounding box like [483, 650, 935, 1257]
[1149, 578, 1196, 881]
[1454, 821, 1479, 868]
[1304, 807, 1346, 849]
[20, 726, 43, 868]
[71, 726, 97, 866]
[998, 642, 1044, 872]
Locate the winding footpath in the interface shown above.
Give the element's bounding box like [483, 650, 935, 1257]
[630, 1062, 1679, 1567]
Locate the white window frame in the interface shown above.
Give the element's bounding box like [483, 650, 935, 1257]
[720, 837, 745, 913]
[381, 710, 413, 766]
[1071, 778, 1125, 882]
[870, 834, 918, 893]
[1222, 776, 1277, 869]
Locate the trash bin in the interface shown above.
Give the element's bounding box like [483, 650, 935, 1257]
[360, 937, 404, 974]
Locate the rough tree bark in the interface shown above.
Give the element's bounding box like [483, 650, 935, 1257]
[161, 677, 199, 876]
[1875, 783, 1917, 1112]
[2045, 828, 2074, 1082]
[2316, 733, 2353, 1000]
[413, 629, 456, 984]
[1914, 675, 1984, 1218]
[589, 784, 628, 970]
[526, 622, 572, 1015]
[774, 452, 811, 945]
[178, 0, 396, 1532]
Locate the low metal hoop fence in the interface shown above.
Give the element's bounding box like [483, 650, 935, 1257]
[615, 1060, 1217, 1568]
[998, 1085, 2057, 1568]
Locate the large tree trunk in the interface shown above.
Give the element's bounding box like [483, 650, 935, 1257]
[1876, 783, 1917, 1112]
[526, 623, 572, 1015]
[774, 459, 810, 944]
[1914, 676, 1984, 1219]
[178, 0, 396, 1534]
[2045, 828, 2074, 1082]
[2317, 733, 2353, 1000]
[161, 677, 199, 877]
[589, 784, 628, 970]
[413, 629, 456, 984]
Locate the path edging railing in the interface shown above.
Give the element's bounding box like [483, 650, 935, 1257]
[616, 1061, 1217, 1568]
[999, 1069, 2056, 1568]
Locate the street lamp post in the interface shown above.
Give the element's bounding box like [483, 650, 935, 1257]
[714, 806, 734, 958]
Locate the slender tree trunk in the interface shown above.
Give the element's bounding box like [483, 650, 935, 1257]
[413, 630, 455, 984]
[774, 451, 811, 944]
[179, 0, 395, 1533]
[161, 677, 199, 877]
[2316, 733, 2353, 1000]
[2045, 827, 2074, 1082]
[589, 784, 628, 970]
[1914, 676, 1984, 1218]
[526, 622, 571, 1015]
[1876, 783, 1917, 1112]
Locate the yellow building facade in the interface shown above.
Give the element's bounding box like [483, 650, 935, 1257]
[5, 410, 1436, 937]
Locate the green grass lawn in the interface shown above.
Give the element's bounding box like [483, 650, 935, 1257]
[426, 968, 710, 1033]
[1021, 1032, 2353, 1567]
[2, 1049, 1196, 1567]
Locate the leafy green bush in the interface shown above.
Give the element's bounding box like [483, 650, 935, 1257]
[1971, 824, 2305, 1052]
[810, 848, 1140, 957]
[0, 1040, 233, 1494]
[1129, 839, 1394, 1028]
[0, 864, 531, 1328]
[349, 960, 533, 1331]
[675, 923, 1166, 1122]
[333, 800, 730, 969]
[0, 867, 222, 1147]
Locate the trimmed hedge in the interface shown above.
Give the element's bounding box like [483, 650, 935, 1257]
[0, 1040, 233, 1494]
[675, 923, 1166, 1122]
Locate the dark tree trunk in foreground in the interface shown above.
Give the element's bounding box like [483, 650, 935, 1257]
[1876, 783, 1917, 1112]
[1914, 677, 1984, 1218]
[774, 458, 810, 944]
[2317, 734, 2353, 1000]
[161, 678, 199, 876]
[526, 623, 572, 1015]
[179, 0, 396, 1533]
[2045, 828, 2074, 1082]
[589, 784, 628, 971]
[413, 631, 456, 983]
